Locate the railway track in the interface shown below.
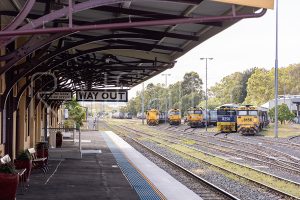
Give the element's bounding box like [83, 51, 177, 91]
[232, 134, 300, 149]
[158, 125, 300, 164]
[108, 122, 300, 199]
[155, 129, 300, 175]
[122, 124, 300, 180]
[289, 135, 300, 146]
[148, 124, 300, 186]
[102, 122, 237, 200]
[111, 121, 300, 171]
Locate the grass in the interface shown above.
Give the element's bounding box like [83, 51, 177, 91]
[148, 137, 300, 198]
[181, 139, 197, 145]
[262, 123, 300, 138]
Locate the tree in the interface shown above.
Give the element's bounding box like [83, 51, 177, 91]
[244, 64, 300, 105]
[269, 104, 295, 124]
[210, 72, 243, 104]
[64, 99, 86, 128]
[181, 92, 202, 116]
[244, 68, 273, 105]
[181, 71, 203, 97]
[210, 68, 256, 105]
[199, 97, 221, 110]
[278, 64, 300, 95]
[122, 72, 204, 117]
[169, 81, 182, 109]
[119, 106, 128, 113]
[240, 67, 257, 102]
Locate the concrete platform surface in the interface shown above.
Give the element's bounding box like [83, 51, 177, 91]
[17, 131, 139, 200]
[17, 131, 201, 200]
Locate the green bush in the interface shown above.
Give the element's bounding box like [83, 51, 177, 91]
[269, 103, 295, 124]
[0, 163, 16, 174]
[16, 150, 31, 160]
[64, 120, 75, 128]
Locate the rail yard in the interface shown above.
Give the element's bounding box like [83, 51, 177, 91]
[100, 118, 300, 200]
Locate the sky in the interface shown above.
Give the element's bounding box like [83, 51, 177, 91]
[128, 0, 300, 100]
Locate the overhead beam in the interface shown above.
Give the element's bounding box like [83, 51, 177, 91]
[99, 49, 172, 63]
[35, 0, 203, 6]
[121, 28, 200, 41]
[104, 39, 183, 52]
[0, 0, 130, 47]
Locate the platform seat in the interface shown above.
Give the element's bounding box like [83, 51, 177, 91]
[27, 148, 48, 173]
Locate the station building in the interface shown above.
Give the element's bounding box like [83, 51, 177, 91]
[262, 95, 300, 123]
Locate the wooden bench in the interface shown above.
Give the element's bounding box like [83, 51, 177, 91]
[1, 154, 27, 193]
[27, 148, 48, 173]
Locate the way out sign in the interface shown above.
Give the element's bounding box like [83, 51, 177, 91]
[76, 90, 128, 102]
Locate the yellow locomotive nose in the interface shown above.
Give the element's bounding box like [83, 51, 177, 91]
[236, 106, 268, 135]
[168, 109, 182, 125]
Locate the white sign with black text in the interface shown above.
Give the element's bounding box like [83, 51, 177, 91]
[76, 90, 128, 102]
[39, 91, 72, 100]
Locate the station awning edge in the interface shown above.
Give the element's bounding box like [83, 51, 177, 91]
[211, 0, 274, 9]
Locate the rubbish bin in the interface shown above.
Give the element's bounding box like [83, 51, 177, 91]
[56, 131, 63, 148]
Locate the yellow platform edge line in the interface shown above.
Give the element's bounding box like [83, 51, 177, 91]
[211, 0, 274, 9]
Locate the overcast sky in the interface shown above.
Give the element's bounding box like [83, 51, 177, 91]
[128, 1, 300, 99]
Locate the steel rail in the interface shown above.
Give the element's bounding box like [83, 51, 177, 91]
[126, 135, 238, 200]
[289, 135, 300, 146]
[153, 127, 300, 173]
[243, 134, 300, 148]
[104, 122, 240, 200]
[153, 126, 300, 170]
[122, 124, 300, 183]
[114, 123, 300, 199]
[166, 126, 300, 161]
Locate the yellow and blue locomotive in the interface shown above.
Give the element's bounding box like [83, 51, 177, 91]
[217, 104, 239, 132]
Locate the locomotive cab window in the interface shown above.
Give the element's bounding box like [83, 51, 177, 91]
[188, 110, 202, 114]
[237, 111, 247, 116]
[249, 111, 258, 116]
[194, 110, 202, 114]
[169, 111, 180, 115]
[217, 110, 236, 116]
[238, 110, 258, 116]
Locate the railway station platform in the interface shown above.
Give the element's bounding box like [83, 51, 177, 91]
[17, 131, 201, 200]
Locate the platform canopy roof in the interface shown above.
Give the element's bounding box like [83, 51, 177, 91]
[0, 0, 274, 94]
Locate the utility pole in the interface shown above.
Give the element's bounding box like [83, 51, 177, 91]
[162, 74, 171, 124]
[142, 82, 145, 125]
[200, 57, 213, 132]
[274, 0, 279, 138]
